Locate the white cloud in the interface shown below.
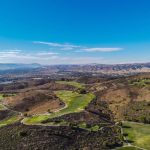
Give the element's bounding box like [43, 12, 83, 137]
[0, 50, 143, 65]
[33, 41, 80, 50]
[0, 49, 59, 64]
[83, 47, 123, 52]
[36, 52, 59, 56]
[0, 42, 124, 64]
[33, 41, 63, 47]
[0, 49, 104, 64]
[0, 49, 22, 54]
[33, 41, 123, 52]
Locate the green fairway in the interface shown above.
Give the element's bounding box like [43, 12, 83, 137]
[0, 115, 20, 128]
[117, 146, 142, 150]
[56, 81, 85, 89]
[122, 121, 150, 150]
[24, 90, 95, 124]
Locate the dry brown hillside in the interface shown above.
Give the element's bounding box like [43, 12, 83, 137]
[88, 73, 150, 121]
[5, 90, 64, 115]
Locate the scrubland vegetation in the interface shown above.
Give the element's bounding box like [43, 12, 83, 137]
[123, 101, 150, 123]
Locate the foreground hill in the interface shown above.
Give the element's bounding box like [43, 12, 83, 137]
[0, 123, 122, 150]
[5, 90, 64, 115]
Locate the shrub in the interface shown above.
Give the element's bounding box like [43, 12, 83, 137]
[25, 108, 29, 112]
[19, 131, 28, 137]
[23, 113, 28, 117]
[77, 88, 87, 94]
[47, 109, 53, 113]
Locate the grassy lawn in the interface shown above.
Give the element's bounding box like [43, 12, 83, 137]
[56, 81, 85, 89]
[117, 146, 142, 150]
[0, 115, 20, 128]
[122, 121, 150, 150]
[24, 90, 95, 124]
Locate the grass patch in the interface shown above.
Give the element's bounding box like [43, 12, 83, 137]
[24, 90, 95, 124]
[56, 81, 85, 89]
[47, 120, 69, 126]
[0, 94, 16, 101]
[23, 115, 50, 124]
[117, 146, 142, 150]
[0, 94, 4, 101]
[0, 115, 20, 128]
[122, 121, 150, 150]
[78, 122, 100, 131]
[79, 122, 87, 129]
[0, 104, 6, 110]
[91, 125, 99, 131]
[129, 79, 150, 87]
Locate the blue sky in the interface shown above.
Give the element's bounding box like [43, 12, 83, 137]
[0, 0, 150, 64]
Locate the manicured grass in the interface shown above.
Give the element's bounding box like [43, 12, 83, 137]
[23, 115, 50, 124]
[122, 121, 150, 150]
[56, 81, 85, 89]
[0, 115, 20, 128]
[24, 90, 95, 124]
[117, 146, 141, 150]
[55, 90, 95, 114]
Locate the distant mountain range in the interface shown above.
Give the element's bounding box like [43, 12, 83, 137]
[48, 62, 150, 70]
[43, 63, 150, 75]
[0, 63, 150, 74]
[0, 63, 41, 70]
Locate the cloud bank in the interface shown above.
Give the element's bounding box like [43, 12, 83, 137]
[83, 47, 123, 52]
[0, 41, 123, 64]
